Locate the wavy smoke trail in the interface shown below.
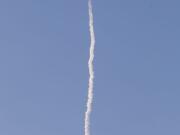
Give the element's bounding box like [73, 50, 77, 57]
[84, 0, 95, 135]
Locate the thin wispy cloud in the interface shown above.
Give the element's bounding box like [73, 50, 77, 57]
[84, 0, 96, 135]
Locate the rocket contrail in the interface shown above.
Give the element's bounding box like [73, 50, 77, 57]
[84, 0, 95, 135]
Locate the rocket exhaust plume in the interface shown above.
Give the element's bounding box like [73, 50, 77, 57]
[84, 0, 95, 135]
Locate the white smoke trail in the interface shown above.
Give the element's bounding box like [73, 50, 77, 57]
[84, 0, 95, 135]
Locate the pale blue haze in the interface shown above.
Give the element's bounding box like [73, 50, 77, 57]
[0, 0, 180, 135]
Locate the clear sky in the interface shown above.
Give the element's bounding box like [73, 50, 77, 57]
[0, 0, 180, 135]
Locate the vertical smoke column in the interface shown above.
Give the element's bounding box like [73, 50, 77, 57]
[85, 0, 95, 135]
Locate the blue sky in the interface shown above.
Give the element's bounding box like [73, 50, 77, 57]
[0, 0, 180, 135]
